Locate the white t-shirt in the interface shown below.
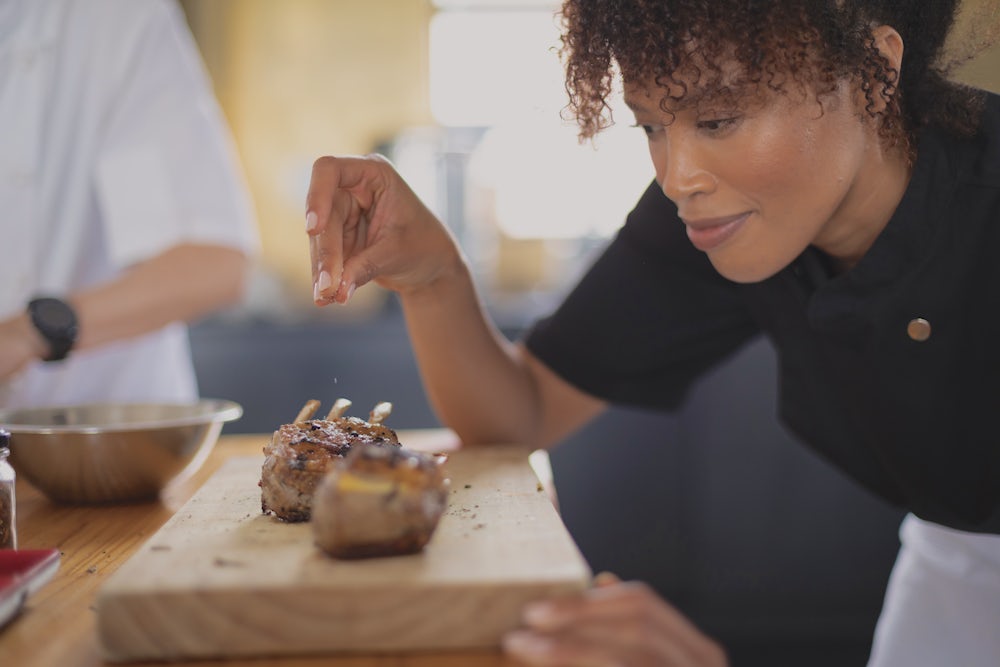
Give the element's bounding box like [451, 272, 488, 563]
[0, 0, 259, 409]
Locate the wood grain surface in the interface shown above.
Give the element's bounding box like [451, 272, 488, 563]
[2, 432, 573, 667]
[96, 443, 590, 661]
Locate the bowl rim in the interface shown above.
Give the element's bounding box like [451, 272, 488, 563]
[0, 399, 243, 434]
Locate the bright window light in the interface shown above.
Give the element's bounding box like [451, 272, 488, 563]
[429, 9, 565, 127]
[428, 4, 653, 241]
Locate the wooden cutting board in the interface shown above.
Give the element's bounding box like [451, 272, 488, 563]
[96, 445, 592, 662]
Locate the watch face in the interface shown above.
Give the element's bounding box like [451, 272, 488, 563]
[35, 299, 76, 328]
[29, 297, 78, 361]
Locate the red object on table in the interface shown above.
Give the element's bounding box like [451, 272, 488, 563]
[0, 549, 61, 629]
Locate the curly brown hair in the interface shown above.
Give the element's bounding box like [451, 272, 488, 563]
[559, 0, 992, 157]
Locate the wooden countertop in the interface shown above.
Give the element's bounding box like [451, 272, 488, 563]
[2, 430, 530, 667]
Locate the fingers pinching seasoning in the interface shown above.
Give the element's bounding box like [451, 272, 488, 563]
[304, 154, 465, 309]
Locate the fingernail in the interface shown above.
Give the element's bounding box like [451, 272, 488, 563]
[344, 282, 356, 301]
[523, 602, 556, 627]
[305, 211, 318, 232]
[317, 270, 332, 293]
[502, 632, 553, 658]
[594, 571, 620, 587]
[313, 281, 320, 303]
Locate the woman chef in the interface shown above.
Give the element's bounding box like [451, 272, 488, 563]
[304, 1, 1000, 664]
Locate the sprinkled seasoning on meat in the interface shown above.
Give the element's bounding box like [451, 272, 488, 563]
[259, 399, 400, 522]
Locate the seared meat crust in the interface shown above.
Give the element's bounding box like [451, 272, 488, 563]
[260, 416, 400, 522]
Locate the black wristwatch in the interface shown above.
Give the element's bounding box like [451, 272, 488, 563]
[27, 297, 79, 362]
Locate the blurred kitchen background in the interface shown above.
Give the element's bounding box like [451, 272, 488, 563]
[178, 1, 1000, 664]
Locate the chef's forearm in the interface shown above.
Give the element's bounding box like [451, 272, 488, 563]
[399, 261, 543, 447]
[399, 262, 604, 449]
[70, 243, 249, 351]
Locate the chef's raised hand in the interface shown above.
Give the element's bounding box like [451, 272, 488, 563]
[305, 154, 462, 305]
[503, 572, 728, 667]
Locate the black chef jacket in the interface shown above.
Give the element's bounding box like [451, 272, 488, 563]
[525, 91, 1000, 534]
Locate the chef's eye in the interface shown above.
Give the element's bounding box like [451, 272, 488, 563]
[631, 123, 660, 137]
[696, 117, 740, 133]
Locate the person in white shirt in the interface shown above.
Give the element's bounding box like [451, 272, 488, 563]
[0, 0, 259, 408]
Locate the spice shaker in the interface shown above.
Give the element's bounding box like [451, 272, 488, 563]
[0, 429, 15, 549]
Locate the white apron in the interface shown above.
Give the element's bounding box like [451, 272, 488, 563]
[867, 514, 1000, 666]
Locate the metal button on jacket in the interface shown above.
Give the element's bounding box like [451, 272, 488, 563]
[907, 318, 932, 342]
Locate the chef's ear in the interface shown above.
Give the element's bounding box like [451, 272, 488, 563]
[869, 24, 904, 113]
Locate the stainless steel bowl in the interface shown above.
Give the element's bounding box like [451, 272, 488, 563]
[0, 400, 242, 504]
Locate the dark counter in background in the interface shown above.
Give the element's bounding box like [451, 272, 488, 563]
[190, 309, 903, 667]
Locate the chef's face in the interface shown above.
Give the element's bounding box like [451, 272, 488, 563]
[624, 70, 883, 283]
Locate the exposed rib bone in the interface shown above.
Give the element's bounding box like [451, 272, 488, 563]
[294, 399, 321, 423]
[326, 398, 353, 420]
[369, 401, 393, 424]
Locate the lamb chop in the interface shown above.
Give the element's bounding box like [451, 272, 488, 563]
[312, 442, 450, 559]
[260, 398, 400, 522]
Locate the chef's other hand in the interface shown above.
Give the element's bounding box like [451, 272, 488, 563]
[503, 572, 728, 667]
[305, 154, 462, 305]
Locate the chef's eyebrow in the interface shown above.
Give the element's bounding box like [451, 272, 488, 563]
[624, 85, 716, 117]
[624, 93, 675, 117]
[623, 95, 652, 115]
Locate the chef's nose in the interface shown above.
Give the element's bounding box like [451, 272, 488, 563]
[656, 135, 717, 203]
